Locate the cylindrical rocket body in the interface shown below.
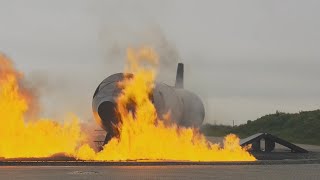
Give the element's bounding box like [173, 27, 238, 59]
[92, 73, 205, 143]
[174, 89, 205, 127]
[152, 83, 205, 127]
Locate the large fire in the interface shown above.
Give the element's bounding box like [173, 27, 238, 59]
[0, 48, 255, 161]
[0, 54, 84, 158]
[75, 47, 256, 161]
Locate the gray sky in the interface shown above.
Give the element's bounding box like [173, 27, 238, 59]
[1, 0, 320, 125]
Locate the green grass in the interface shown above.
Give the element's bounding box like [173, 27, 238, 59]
[201, 110, 320, 145]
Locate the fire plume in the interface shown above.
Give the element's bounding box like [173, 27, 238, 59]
[0, 49, 255, 161]
[0, 54, 83, 158]
[76, 47, 256, 161]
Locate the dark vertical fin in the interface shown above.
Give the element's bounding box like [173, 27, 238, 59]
[175, 63, 184, 88]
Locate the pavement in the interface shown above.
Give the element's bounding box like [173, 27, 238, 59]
[1, 164, 320, 180]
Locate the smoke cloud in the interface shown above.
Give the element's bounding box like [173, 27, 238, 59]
[2, 0, 320, 126]
[98, 25, 180, 85]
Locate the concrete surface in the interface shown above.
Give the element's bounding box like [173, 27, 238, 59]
[1, 165, 319, 180]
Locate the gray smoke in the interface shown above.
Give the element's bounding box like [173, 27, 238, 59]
[98, 25, 180, 85]
[3, 0, 319, 127]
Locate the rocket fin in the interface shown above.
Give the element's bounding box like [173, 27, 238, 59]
[175, 63, 184, 88]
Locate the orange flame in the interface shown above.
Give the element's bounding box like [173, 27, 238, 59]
[76, 47, 256, 161]
[0, 54, 84, 158]
[0, 49, 255, 161]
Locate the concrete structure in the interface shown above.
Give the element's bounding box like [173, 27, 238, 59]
[240, 133, 308, 153]
[92, 63, 205, 145]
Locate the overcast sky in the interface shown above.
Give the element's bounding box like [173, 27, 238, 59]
[1, 0, 320, 125]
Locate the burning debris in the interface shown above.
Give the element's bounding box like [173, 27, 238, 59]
[0, 48, 255, 162]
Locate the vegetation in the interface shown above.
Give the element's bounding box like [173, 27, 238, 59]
[201, 110, 320, 145]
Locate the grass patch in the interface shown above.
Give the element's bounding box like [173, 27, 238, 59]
[201, 110, 320, 145]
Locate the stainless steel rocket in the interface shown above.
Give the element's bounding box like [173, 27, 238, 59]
[92, 63, 205, 145]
